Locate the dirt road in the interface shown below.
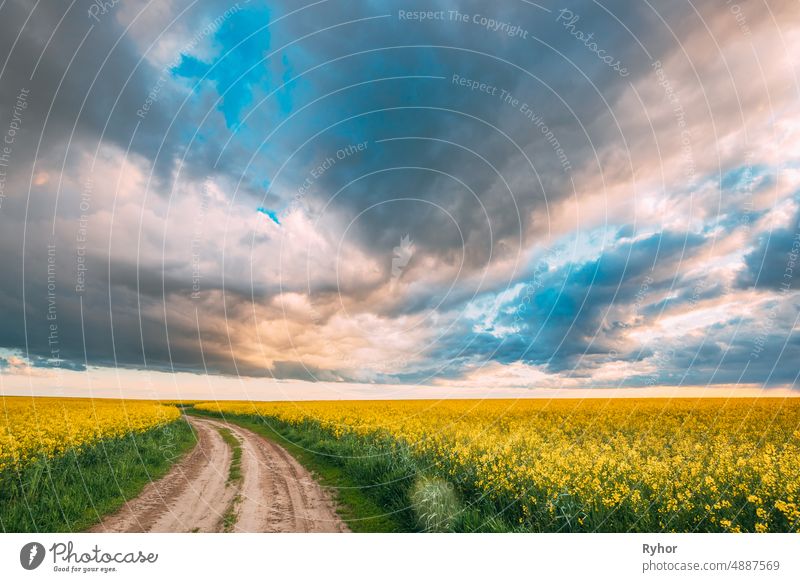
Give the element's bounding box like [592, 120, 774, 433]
[90, 416, 349, 533]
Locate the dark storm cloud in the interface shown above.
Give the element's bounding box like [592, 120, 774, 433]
[1, 0, 669, 376]
[0, 0, 275, 197]
[260, 0, 676, 273]
[427, 230, 708, 378]
[1, 0, 797, 389]
[737, 208, 800, 290]
[659, 318, 800, 387]
[639, 280, 726, 318]
[431, 220, 800, 387]
[0, 1, 171, 177]
[269, 360, 343, 382]
[515, 231, 707, 369]
[0, 0, 287, 376]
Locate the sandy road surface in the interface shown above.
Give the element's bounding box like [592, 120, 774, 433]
[90, 416, 348, 533]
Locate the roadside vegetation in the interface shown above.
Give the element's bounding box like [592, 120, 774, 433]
[193, 399, 800, 533]
[190, 408, 410, 532]
[216, 427, 243, 531]
[190, 407, 503, 532]
[0, 418, 195, 532]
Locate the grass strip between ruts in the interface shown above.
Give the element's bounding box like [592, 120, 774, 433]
[189, 408, 409, 532]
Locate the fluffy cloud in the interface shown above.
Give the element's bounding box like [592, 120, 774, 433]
[0, 0, 798, 392]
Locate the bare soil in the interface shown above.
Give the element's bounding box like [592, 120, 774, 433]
[90, 416, 349, 533]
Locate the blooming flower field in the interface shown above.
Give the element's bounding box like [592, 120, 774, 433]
[196, 398, 800, 532]
[0, 397, 180, 472]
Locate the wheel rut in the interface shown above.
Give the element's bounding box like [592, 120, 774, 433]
[90, 416, 349, 533]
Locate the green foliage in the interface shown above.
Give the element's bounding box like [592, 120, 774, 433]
[216, 427, 243, 532]
[190, 409, 514, 532]
[410, 476, 462, 532]
[0, 419, 196, 532]
[216, 427, 242, 484]
[190, 409, 411, 532]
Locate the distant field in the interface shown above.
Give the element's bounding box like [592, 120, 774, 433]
[195, 398, 800, 532]
[3, 396, 798, 533]
[0, 397, 194, 532]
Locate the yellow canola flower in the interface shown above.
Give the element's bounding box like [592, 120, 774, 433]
[197, 397, 800, 532]
[0, 396, 180, 472]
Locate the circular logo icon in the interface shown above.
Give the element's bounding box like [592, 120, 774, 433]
[20, 542, 46, 570]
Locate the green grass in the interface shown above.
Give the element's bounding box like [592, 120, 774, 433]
[190, 409, 516, 532]
[216, 427, 243, 532]
[189, 408, 409, 532]
[216, 427, 243, 484]
[0, 418, 196, 532]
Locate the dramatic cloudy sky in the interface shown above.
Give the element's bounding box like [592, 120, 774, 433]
[0, 0, 798, 399]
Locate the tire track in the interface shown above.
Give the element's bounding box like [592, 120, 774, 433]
[90, 416, 349, 533]
[201, 418, 349, 533]
[90, 417, 234, 532]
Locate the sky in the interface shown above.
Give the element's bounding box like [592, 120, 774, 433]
[0, 0, 799, 400]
